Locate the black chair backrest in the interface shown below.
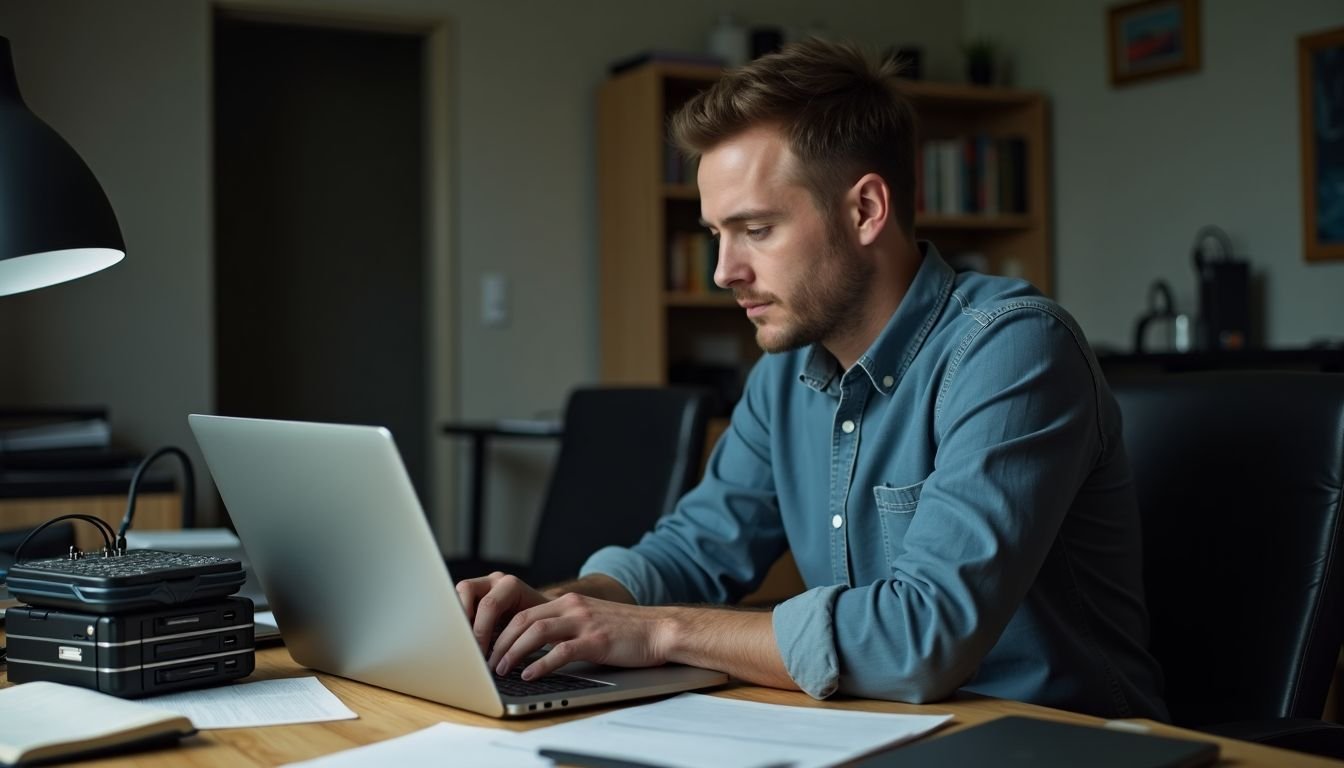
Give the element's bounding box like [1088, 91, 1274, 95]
[528, 387, 710, 587]
[1111, 372, 1344, 726]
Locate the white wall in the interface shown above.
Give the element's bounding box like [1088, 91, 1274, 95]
[0, 0, 964, 558]
[966, 0, 1344, 349]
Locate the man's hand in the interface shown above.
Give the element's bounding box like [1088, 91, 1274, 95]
[455, 572, 552, 655]
[458, 571, 797, 691]
[487, 592, 672, 680]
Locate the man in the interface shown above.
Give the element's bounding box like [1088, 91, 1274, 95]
[457, 38, 1168, 720]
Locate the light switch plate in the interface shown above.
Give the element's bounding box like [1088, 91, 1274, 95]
[481, 273, 508, 327]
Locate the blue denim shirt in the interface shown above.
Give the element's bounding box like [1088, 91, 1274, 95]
[582, 243, 1168, 720]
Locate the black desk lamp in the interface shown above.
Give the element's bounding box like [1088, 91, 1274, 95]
[0, 35, 124, 295]
[0, 34, 124, 580]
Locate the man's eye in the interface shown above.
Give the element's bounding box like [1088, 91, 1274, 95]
[746, 226, 772, 241]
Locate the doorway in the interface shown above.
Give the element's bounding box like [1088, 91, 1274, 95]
[213, 16, 428, 498]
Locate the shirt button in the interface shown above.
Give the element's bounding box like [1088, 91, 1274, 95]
[883, 375, 894, 388]
[831, 514, 843, 529]
[841, 419, 855, 433]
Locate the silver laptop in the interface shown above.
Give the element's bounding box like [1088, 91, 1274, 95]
[188, 414, 727, 717]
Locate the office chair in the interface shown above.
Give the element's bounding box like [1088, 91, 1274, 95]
[1111, 371, 1344, 757]
[447, 386, 711, 588]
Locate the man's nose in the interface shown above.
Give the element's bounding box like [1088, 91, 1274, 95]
[713, 238, 751, 289]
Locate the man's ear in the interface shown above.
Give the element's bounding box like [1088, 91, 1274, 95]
[848, 173, 890, 246]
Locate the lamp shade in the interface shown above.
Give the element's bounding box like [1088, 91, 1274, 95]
[0, 36, 123, 296]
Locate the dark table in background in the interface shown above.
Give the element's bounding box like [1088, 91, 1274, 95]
[1097, 347, 1344, 377]
[440, 420, 563, 562]
[0, 447, 181, 553]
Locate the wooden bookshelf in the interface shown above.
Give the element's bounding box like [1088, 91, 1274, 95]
[900, 78, 1052, 294]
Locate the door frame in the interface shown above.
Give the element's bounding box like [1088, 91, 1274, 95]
[210, 2, 459, 552]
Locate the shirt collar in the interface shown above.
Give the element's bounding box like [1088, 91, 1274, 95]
[799, 241, 956, 395]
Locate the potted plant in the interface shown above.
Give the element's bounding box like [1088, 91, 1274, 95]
[964, 40, 996, 85]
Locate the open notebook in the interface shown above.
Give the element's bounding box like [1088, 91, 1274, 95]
[0, 682, 195, 765]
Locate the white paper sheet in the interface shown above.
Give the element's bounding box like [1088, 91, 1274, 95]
[144, 677, 357, 729]
[515, 693, 952, 768]
[279, 722, 549, 768]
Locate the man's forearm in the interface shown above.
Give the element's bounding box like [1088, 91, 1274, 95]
[542, 573, 636, 603]
[658, 606, 798, 690]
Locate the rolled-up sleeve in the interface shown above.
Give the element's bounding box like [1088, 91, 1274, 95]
[580, 546, 677, 606]
[772, 584, 844, 697]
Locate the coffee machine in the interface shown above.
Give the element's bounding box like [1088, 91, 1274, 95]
[1191, 225, 1251, 351]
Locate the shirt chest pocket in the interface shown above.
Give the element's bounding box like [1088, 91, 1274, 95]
[874, 481, 924, 568]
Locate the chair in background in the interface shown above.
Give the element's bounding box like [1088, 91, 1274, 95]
[1111, 371, 1344, 757]
[447, 387, 711, 587]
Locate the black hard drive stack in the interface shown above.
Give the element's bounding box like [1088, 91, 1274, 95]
[4, 549, 255, 696]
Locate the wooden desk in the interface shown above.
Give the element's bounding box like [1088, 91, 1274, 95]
[1, 645, 1335, 767]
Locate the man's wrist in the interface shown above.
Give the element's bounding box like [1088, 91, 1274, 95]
[650, 605, 791, 690]
[653, 605, 690, 664]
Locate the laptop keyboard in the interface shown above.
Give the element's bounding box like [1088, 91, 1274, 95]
[492, 666, 610, 697]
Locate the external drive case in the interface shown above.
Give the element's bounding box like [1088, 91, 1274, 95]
[5, 596, 256, 696]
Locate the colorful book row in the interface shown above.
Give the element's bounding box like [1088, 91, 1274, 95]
[917, 136, 1028, 216]
[666, 231, 728, 294]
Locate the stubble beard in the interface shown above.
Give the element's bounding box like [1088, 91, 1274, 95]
[747, 231, 873, 355]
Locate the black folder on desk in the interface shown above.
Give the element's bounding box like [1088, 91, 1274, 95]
[851, 716, 1218, 768]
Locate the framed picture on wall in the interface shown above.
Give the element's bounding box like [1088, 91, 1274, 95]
[1299, 26, 1344, 262]
[1107, 0, 1201, 86]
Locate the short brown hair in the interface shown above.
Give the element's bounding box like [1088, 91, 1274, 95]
[670, 38, 917, 236]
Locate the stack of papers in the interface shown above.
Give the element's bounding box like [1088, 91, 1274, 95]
[279, 693, 950, 768]
[516, 693, 952, 768]
[146, 677, 357, 729]
[282, 723, 549, 768]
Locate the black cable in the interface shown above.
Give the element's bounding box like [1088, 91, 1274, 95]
[12, 513, 116, 561]
[117, 446, 196, 551]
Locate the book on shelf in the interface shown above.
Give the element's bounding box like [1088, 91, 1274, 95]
[666, 231, 727, 295]
[663, 143, 699, 185]
[0, 408, 110, 453]
[0, 682, 196, 766]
